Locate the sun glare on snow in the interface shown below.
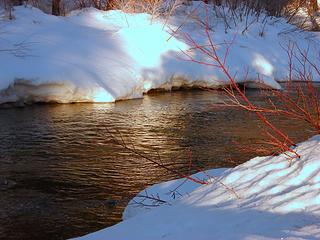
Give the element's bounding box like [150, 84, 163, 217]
[252, 54, 274, 76]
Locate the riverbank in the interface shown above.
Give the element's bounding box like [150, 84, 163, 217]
[74, 135, 320, 240]
[1, 2, 320, 104]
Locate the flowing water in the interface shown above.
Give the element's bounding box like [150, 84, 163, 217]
[0, 90, 312, 240]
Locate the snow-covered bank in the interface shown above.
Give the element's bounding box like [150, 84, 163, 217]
[0, 2, 320, 104]
[74, 136, 320, 240]
[123, 168, 229, 220]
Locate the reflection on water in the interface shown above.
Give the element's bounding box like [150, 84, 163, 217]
[0, 90, 312, 240]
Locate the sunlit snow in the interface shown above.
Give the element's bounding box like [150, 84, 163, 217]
[92, 88, 114, 102]
[1, 2, 319, 104]
[252, 54, 274, 76]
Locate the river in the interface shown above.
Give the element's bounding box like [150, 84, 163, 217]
[0, 90, 311, 240]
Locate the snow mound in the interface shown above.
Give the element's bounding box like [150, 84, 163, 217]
[74, 135, 320, 240]
[0, 3, 319, 104]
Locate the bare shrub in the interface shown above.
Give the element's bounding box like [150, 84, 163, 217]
[214, 0, 319, 30]
[70, 0, 167, 12]
[181, 5, 320, 161]
[212, 0, 318, 17]
[73, 0, 109, 10]
[0, 0, 45, 18]
[0, 0, 15, 19]
[107, 0, 171, 14]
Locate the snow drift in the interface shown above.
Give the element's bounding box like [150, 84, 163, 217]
[74, 135, 320, 240]
[0, 2, 320, 104]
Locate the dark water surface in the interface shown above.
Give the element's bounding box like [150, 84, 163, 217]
[0, 90, 312, 240]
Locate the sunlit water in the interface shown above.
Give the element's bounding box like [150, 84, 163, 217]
[0, 90, 312, 240]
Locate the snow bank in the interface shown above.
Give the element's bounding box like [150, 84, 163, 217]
[74, 135, 320, 240]
[123, 168, 228, 220]
[0, 2, 320, 104]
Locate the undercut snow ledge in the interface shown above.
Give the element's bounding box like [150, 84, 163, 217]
[73, 135, 320, 240]
[1, 3, 319, 104]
